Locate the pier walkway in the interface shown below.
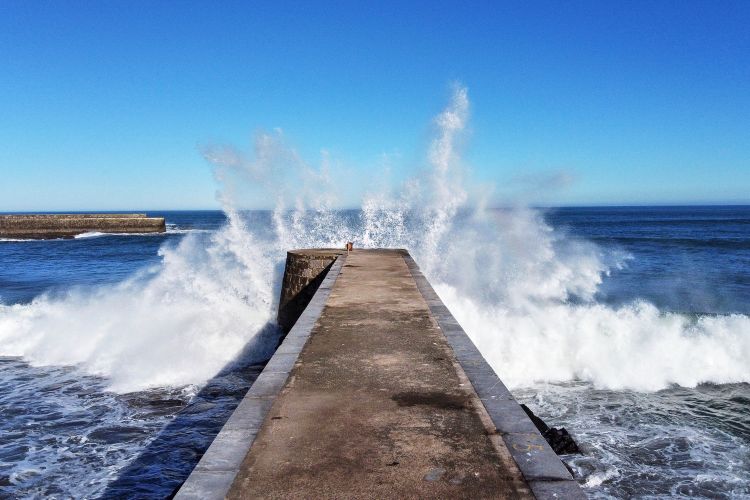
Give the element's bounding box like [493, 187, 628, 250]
[177, 249, 582, 499]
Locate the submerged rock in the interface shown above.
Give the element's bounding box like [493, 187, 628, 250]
[520, 404, 581, 455]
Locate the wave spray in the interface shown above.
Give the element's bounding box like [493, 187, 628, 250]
[1, 87, 749, 396]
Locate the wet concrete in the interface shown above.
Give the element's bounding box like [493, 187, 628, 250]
[227, 249, 532, 499]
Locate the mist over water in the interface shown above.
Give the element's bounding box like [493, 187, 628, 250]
[3, 86, 747, 394]
[0, 87, 748, 497]
[0, 223, 275, 392]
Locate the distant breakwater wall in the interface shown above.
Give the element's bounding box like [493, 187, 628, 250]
[0, 214, 166, 239]
[277, 249, 346, 333]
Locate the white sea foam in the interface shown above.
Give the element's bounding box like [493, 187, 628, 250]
[165, 228, 212, 235]
[1, 231, 170, 242]
[439, 288, 750, 391]
[351, 86, 750, 392]
[74, 231, 171, 238]
[74, 231, 107, 238]
[0, 86, 748, 394]
[0, 217, 277, 392]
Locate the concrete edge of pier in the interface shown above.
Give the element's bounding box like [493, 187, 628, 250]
[174, 254, 347, 500]
[402, 254, 585, 499]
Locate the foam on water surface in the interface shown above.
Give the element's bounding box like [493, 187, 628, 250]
[0, 222, 275, 392]
[0, 87, 748, 497]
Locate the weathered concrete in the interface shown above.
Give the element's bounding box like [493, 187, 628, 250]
[230, 249, 531, 498]
[277, 249, 345, 333]
[403, 254, 584, 497]
[175, 255, 345, 500]
[0, 213, 165, 239]
[177, 249, 584, 499]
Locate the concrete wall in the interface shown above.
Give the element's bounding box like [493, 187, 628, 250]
[277, 249, 346, 333]
[0, 214, 166, 239]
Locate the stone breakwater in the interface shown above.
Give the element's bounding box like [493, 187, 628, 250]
[0, 214, 166, 239]
[276, 248, 346, 334]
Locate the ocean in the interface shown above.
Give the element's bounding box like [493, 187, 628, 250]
[1, 206, 749, 498]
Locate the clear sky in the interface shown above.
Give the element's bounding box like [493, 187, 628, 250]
[1, 1, 748, 210]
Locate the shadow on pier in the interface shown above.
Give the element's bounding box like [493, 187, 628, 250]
[99, 322, 282, 500]
[101, 258, 288, 499]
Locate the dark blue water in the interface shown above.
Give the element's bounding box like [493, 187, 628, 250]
[0, 212, 227, 305]
[546, 206, 750, 316]
[0, 211, 273, 499]
[1, 207, 748, 498]
[524, 206, 750, 498]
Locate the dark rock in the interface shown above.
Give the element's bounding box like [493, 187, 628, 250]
[545, 426, 581, 455]
[521, 404, 581, 455]
[521, 403, 550, 433]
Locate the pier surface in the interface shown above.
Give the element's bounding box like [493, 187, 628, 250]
[178, 249, 582, 499]
[232, 249, 529, 497]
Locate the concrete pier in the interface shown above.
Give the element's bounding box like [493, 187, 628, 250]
[276, 249, 345, 334]
[0, 213, 166, 239]
[177, 249, 583, 499]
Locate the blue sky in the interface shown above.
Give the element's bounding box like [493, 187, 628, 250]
[1, 1, 748, 210]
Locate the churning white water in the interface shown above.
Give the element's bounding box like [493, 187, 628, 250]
[1, 86, 749, 395]
[0, 218, 275, 392]
[0, 86, 749, 497]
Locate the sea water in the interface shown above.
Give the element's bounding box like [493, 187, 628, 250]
[515, 206, 750, 498]
[2, 87, 749, 498]
[0, 207, 748, 498]
[0, 212, 278, 498]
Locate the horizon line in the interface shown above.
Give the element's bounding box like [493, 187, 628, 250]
[2, 202, 750, 214]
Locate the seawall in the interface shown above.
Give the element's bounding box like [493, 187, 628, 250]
[276, 248, 346, 333]
[176, 249, 583, 499]
[0, 213, 166, 239]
